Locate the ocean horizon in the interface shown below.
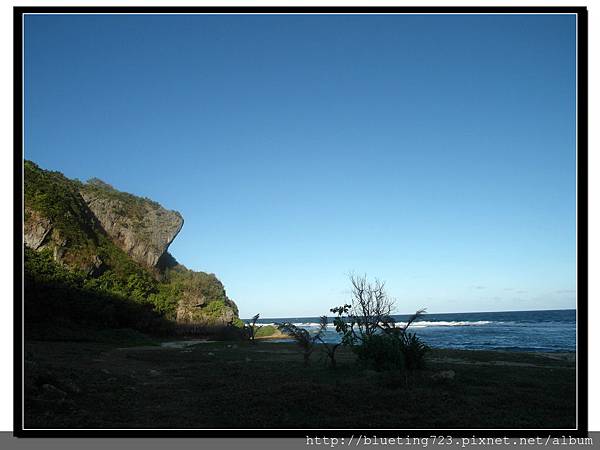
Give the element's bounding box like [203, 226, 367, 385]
[253, 309, 576, 353]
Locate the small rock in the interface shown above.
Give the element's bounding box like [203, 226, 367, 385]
[207, 352, 215, 356]
[101, 369, 110, 375]
[245, 357, 252, 362]
[149, 369, 160, 376]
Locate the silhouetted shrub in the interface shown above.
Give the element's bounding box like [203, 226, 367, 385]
[244, 314, 261, 343]
[316, 316, 341, 368]
[354, 334, 406, 371]
[400, 332, 429, 370]
[276, 321, 326, 366]
[330, 274, 429, 372]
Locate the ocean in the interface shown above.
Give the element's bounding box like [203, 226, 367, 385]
[255, 309, 576, 352]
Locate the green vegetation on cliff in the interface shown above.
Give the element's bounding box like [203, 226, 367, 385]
[24, 160, 101, 268]
[24, 160, 239, 338]
[24, 247, 173, 340]
[159, 260, 239, 322]
[24, 160, 148, 277]
[82, 177, 163, 216]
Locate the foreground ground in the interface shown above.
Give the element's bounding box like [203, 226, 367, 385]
[24, 337, 576, 429]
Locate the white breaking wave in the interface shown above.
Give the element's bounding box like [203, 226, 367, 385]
[407, 320, 492, 328]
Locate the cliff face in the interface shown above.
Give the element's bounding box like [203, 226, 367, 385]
[79, 180, 184, 269]
[24, 162, 108, 275]
[168, 261, 239, 325]
[24, 208, 53, 251]
[24, 161, 239, 326]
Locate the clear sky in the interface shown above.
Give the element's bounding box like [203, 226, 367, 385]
[24, 13, 577, 318]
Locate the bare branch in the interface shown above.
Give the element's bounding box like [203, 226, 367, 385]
[348, 274, 397, 341]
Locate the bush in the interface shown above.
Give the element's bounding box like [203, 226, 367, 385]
[353, 334, 406, 372]
[399, 332, 429, 370]
[353, 332, 429, 372]
[243, 314, 261, 343]
[276, 321, 326, 366]
[330, 275, 429, 372]
[24, 247, 175, 339]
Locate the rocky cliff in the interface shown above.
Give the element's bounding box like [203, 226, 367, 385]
[79, 179, 184, 269]
[24, 160, 239, 327]
[23, 208, 53, 250]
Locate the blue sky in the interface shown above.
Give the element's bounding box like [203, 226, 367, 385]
[24, 14, 577, 318]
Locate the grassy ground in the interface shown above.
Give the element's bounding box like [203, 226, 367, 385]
[24, 337, 576, 429]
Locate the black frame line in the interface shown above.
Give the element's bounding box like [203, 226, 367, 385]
[13, 5, 588, 438]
